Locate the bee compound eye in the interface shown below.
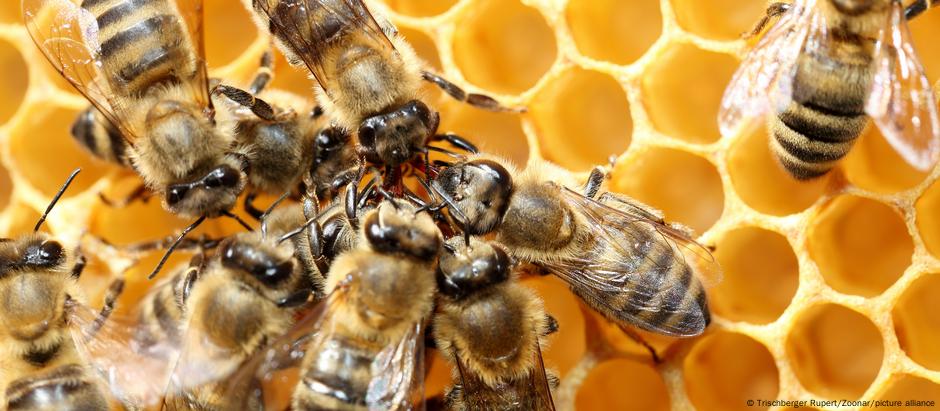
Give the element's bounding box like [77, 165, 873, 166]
[204, 166, 240, 189]
[39, 241, 63, 264]
[166, 185, 189, 206]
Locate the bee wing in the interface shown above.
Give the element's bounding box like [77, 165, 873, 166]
[22, 0, 139, 142]
[540, 187, 721, 337]
[529, 338, 556, 411]
[865, 0, 940, 171]
[66, 299, 181, 409]
[169, 0, 213, 109]
[366, 321, 426, 411]
[251, 0, 395, 97]
[718, 0, 825, 136]
[222, 286, 348, 410]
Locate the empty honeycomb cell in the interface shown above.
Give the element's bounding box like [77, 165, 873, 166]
[786, 304, 884, 400]
[583, 307, 682, 362]
[916, 180, 940, 259]
[565, 0, 661, 65]
[610, 148, 724, 234]
[380, 0, 457, 17]
[452, 0, 556, 95]
[873, 375, 940, 410]
[0, 39, 27, 125]
[521, 276, 586, 378]
[671, 0, 766, 41]
[398, 27, 442, 71]
[529, 68, 631, 171]
[0, 164, 11, 211]
[842, 126, 929, 194]
[89, 177, 195, 245]
[808, 195, 912, 297]
[684, 331, 779, 411]
[908, 8, 940, 84]
[727, 128, 829, 216]
[710, 227, 799, 324]
[204, 0, 257, 68]
[7, 106, 109, 198]
[642, 43, 738, 144]
[892, 273, 940, 371]
[0, 1, 18, 23]
[437, 102, 529, 165]
[574, 358, 669, 411]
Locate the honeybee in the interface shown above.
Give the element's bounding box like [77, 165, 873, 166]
[0, 169, 127, 410]
[231, 200, 442, 410]
[430, 155, 720, 338]
[24, 0, 253, 218]
[245, 0, 513, 170]
[434, 237, 557, 411]
[720, 0, 940, 179]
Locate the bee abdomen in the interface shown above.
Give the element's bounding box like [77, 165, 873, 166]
[70, 107, 131, 166]
[617, 239, 709, 336]
[5, 365, 109, 411]
[294, 339, 373, 409]
[82, 0, 194, 96]
[770, 104, 867, 180]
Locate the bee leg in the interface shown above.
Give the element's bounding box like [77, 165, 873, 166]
[744, 2, 791, 39]
[543, 314, 559, 336]
[906, 0, 937, 20]
[618, 325, 662, 364]
[430, 132, 479, 154]
[213, 84, 277, 122]
[248, 49, 274, 95]
[88, 278, 126, 338]
[583, 167, 606, 199]
[243, 192, 266, 221]
[421, 70, 525, 113]
[98, 183, 151, 208]
[71, 253, 87, 279]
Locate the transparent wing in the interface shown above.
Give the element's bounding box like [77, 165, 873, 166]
[169, 0, 212, 109]
[66, 299, 181, 409]
[22, 0, 138, 142]
[538, 187, 720, 336]
[528, 338, 555, 411]
[866, 0, 940, 170]
[366, 322, 426, 411]
[718, 0, 825, 136]
[251, 0, 395, 97]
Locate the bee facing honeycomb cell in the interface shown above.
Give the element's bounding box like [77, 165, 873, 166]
[1, 0, 940, 410]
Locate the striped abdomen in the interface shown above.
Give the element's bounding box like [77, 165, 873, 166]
[5, 365, 110, 411]
[81, 0, 197, 97]
[293, 335, 376, 410]
[70, 106, 131, 167]
[769, 29, 874, 179]
[134, 271, 186, 349]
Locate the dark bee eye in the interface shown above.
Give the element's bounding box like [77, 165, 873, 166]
[166, 185, 189, 206]
[222, 242, 294, 287]
[358, 121, 378, 146]
[204, 166, 239, 189]
[25, 241, 64, 267]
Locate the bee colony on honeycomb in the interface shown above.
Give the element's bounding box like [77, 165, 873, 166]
[1, 0, 940, 410]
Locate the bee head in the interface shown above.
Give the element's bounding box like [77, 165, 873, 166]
[314, 127, 351, 166]
[433, 159, 513, 235]
[220, 235, 295, 288]
[165, 161, 245, 217]
[0, 234, 70, 340]
[363, 201, 442, 261]
[358, 100, 440, 166]
[437, 238, 511, 300]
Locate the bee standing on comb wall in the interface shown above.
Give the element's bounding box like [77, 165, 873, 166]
[720, 0, 940, 179]
[244, 0, 518, 175]
[0, 169, 125, 410]
[434, 237, 558, 411]
[430, 155, 720, 343]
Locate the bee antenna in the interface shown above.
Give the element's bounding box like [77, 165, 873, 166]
[277, 215, 318, 245]
[426, 145, 466, 160]
[260, 191, 291, 240]
[35, 168, 81, 232]
[223, 210, 254, 232]
[425, 182, 472, 246]
[149, 216, 206, 280]
[442, 242, 457, 255]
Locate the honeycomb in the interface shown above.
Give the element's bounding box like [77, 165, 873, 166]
[2, 0, 940, 410]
